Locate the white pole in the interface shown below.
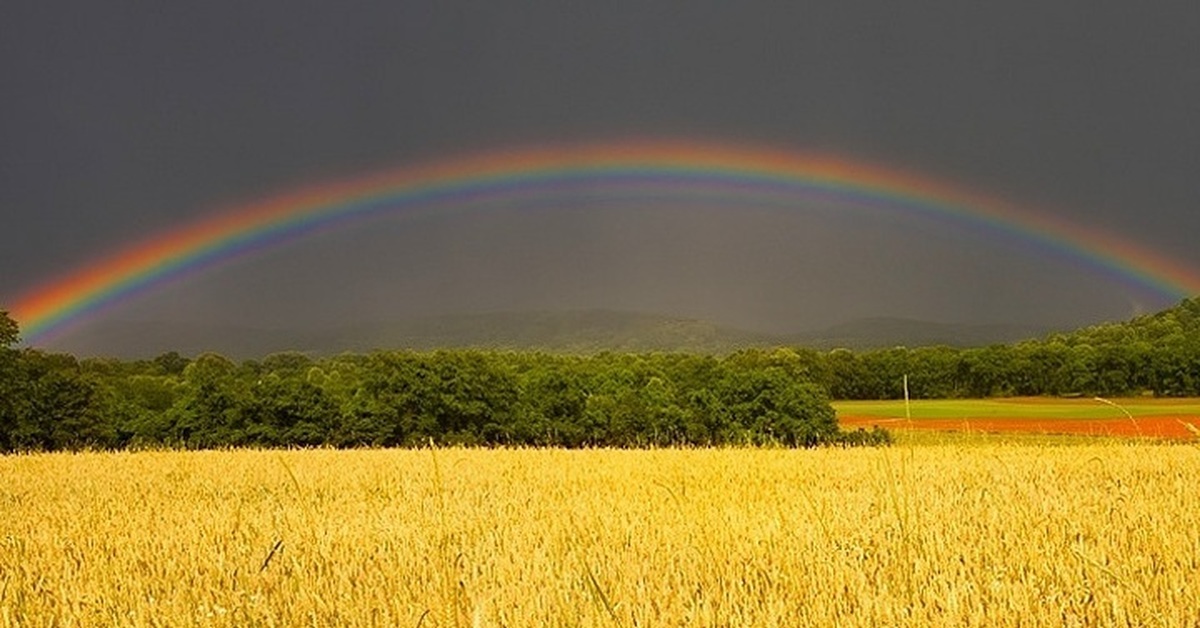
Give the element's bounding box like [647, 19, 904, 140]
[904, 374, 911, 422]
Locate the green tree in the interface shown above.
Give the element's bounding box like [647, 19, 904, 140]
[0, 310, 18, 348]
[167, 353, 248, 447]
[0, 312, 24, 450]
[717, 364, 837, 446]
[244, 376, 336, 446]
[6, 351, 112, 450]
[152, 351, 190, 376]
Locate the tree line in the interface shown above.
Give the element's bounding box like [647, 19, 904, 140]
[1, 312, 889, 451]
[815, 297, 1200, 399]
[3, 296, 1199, 452]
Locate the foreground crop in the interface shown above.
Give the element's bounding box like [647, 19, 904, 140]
[2, 446, 1198, 626]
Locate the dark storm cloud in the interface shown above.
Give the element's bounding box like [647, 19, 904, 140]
[3, 2, 1198, 343]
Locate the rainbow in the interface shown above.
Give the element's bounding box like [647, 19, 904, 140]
[9, 139, 1200, 344]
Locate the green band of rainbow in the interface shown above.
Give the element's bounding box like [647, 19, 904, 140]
[10, 140, 1200, 344]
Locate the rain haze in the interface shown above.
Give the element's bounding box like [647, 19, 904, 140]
[3, 2, 1199, 354]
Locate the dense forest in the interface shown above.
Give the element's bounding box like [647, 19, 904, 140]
[0, 312, 881, 451]
[3, 297, 1199, 452]
[820, 297, 1200, 399]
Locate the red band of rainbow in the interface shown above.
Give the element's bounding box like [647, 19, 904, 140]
[10, 140, 1199, 344]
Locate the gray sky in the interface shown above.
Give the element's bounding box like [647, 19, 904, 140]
[3, 2, 1199, 346]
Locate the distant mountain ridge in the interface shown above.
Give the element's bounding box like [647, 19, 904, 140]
[50, 309, 1064, 358]
[326, 310, 779, 354]
[787, 316, 1058, 350]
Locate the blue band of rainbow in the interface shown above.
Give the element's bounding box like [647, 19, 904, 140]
[10, 140, 1198, 344]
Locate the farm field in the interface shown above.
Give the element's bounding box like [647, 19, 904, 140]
[2, 445, 1200, 626]
[836, 397, 1200, 438]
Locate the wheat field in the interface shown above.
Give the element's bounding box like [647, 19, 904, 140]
[1, 443, 1198, 626]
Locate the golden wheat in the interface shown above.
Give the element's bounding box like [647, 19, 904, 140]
[1, 443, 1198, 626]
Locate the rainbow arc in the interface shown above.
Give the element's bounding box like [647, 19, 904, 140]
[10, 140, 1199, 344]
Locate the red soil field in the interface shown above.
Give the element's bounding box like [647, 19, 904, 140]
[839, 415, 1200, 439]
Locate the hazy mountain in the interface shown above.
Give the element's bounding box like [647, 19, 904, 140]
[787, 317, 1059, 350]
[51, 310, 1066, 359]
[325, 310, 778, 355]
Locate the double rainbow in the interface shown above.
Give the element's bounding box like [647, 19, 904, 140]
[10, 140, 1199, 344]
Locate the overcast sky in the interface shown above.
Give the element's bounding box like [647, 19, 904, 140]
[3, 2, 1198, 346]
